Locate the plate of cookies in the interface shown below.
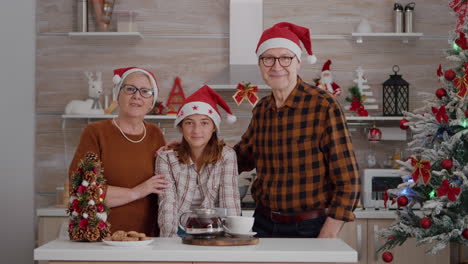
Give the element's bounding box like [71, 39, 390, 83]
[103, 230, 154, 247]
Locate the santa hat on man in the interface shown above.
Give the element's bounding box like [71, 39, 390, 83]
[112, 67, 159, 107]
[174, 85, 236, 130]
[256, 22, 317, 64]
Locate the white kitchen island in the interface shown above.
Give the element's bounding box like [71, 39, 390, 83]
[34, 237, 357, 263]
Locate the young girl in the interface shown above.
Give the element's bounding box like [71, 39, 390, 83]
[156, 85, 241, 237]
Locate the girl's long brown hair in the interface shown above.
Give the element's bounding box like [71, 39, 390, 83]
[174, 131, 225, 167]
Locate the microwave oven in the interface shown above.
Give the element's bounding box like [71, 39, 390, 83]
[362, 169, 403, 209]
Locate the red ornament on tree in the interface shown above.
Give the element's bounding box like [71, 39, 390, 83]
[462, 229, 468, 240]
[420, 217, 432, 229]
[399, 119, 409, 130]
[441, 159, 453, 170]
[445, 69, 456, 81]
[382, 251, 393, 263]
[368, 126, 382, 142]
[435, 88, 447, 99]
[465, 109, 468, 118]
[397, 196, 408, 207]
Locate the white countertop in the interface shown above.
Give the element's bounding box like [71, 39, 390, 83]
[37, 207, 404, 219]
[34, 238, 357, 263]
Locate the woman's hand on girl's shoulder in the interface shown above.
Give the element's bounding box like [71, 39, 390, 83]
[156, 140, 180, 155]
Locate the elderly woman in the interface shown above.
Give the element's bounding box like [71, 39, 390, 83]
[69, 67, 168, 236]
[156, 85, 241, 237]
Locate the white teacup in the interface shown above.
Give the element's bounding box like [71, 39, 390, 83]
[224, 216, 254, 234]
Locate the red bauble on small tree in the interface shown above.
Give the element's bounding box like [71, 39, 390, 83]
[420, 217, 432, 229]
[382, 251, 393, 263]
[445, 69, 456, 81]
[441, 159, 453, 170]
[435, 88, 447, 99]
[397, 196, 408, 207]
[399, 119, 409, 130]
[462, 229, 468, 240]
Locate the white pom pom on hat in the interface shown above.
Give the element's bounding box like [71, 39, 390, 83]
[174, 85, 236, 131]
[256, 22, 317, 64]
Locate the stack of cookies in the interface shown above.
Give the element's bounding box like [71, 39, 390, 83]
[106, 230, 152, 241]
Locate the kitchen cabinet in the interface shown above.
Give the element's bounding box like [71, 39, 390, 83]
[337, 219, 367, 264]
[367, 219, 450, 264]
[38, 216, 68, 246]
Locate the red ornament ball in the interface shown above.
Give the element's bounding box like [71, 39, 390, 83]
[420, 217, 432, 229]
[441, 159, 453, 170]
[399, 119, 409, 130]
[445, 69, 456, 81]
[382, 251, 394, 263]
[435, 88, 447, 99]
[465, 109, 468, 118]
[462, 229, 468, 240]
[397, 196, 409, 207]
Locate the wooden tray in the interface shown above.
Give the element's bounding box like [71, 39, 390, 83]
[182, 235, 259, 246]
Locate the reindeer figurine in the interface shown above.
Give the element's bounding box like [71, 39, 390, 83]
[64, 71, 104, 115]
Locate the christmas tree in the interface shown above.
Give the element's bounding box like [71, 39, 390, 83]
[378, 0, 468, 258]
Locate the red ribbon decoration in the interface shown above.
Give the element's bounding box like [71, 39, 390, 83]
[410, 157, 432, 185]
[453, 66, 468, 98]
[450, 0, 468, 34]
[431, 105, 449, 124]
[233, 82, 259, 106]
[455, 32, 468, 50]
[437, 179, 461, 201]
[349, 97, 368, 116]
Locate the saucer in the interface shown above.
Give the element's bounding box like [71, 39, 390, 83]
[226, 231, 257, 238]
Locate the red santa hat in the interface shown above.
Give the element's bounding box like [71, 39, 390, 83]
[321, 60, 332, 72]
[112, 67, 159, 106]
[256, 22, 317, 64]
[174, 85, 236, 130]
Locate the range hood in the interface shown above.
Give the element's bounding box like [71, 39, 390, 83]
[206, 0, 268, 89]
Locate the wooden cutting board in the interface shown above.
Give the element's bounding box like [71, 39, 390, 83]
[182, 235, 259, 246]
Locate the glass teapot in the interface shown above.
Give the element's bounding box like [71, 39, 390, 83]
[179, 208, 224, 237]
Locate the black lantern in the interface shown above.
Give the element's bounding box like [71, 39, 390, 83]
[382, 65, 409, 116]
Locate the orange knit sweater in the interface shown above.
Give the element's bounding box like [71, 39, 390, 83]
[68, 119, 165, 236]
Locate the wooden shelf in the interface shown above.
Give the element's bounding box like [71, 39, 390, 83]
[62, 114, 176, 120]
[67, 32, 143, 39]
[351, 32, 423, 43]
[345, 116, 403, 121]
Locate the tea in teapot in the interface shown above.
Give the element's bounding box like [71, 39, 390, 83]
[179, 208, 224, 238]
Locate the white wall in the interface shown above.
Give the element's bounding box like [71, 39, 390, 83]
[0, 1, 36, 263]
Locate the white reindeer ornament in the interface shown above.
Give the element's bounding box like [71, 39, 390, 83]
[64, 71, 104, 115]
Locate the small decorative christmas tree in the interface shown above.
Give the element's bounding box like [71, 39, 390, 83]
[345, 67, 378, 114]
[345, 85, 369, 116]
[166, 77, 186, 115]
[67, 152, 111, 242]
[378, 2, 468, 260]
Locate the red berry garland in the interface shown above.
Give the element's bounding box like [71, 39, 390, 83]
[420, 217, 432, 229]
[435, 88, 447, 99]
[462, 229, 468, 240]
[382, 251, 394, 263]
[445, 69, 456, 81]
[441, 159, 453, 170]
[399, 119, 409, 130]
[397, 196, 408, 207]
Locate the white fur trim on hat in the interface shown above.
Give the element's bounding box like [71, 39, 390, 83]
[174, 102, 221, 130]
[256, 38, 302, 61]
[112, 68, 159, 107]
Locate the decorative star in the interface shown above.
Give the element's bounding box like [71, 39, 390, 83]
[208, 109, 213, 114]
[192, 106, 198, 110]
[179, 110, 184, 116]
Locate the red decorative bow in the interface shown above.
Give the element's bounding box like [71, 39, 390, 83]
[437, 179, 461, 201]
[410, 157, 432, 184]
[456, 32, 468, 50]
[453, 66, 468, 98]
[437, 64, 443, 77]
[349, 97, 368, 116]
[450, 0, 468, 34]
[431, 105, 449, 124]
[233, 82, 259, 106]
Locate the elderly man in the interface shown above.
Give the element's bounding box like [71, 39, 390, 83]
[233, 22, 360, 238]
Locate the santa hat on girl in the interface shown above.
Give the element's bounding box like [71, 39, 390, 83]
[256, 22, 317, 64]
[174, 85, 236, 130]
[112, 67, 159, 106]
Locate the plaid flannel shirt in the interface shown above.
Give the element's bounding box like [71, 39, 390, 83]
[234, 76, 360, 222]
[156, 146, 241, 237]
